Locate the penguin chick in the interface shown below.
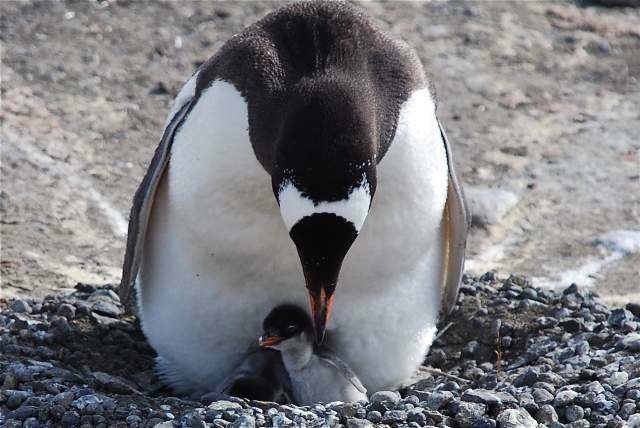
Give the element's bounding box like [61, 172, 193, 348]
[260, 304, 367, 405]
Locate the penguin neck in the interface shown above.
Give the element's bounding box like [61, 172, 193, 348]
[279, 334, 314, 372]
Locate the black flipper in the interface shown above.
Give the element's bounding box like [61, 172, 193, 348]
[437, 118, 470, 317]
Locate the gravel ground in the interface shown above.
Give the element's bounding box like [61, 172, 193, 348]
[1, 2, 640, 426]
[1, 275, 639, 427]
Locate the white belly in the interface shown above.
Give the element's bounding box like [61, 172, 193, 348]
[137, 82, 447, 394]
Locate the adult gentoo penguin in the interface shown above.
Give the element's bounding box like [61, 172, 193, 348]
[120, 1, 469, 396]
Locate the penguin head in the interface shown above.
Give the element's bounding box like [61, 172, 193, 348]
[272, 80, 377, 345]
[259, 304, 314, 350]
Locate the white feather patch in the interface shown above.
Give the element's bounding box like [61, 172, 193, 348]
[278, 177, 371, 232]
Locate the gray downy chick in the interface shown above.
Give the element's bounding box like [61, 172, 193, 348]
[260, 304, 367, 405]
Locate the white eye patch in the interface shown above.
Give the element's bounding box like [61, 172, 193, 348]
[277, 177, 372, 232]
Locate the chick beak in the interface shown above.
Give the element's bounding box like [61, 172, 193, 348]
[258, 335, 284, 347]
[308, 287, 335, 345]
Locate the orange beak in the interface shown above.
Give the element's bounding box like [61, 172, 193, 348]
[308, 287, 335, 345]
[258, 335, 284, 347]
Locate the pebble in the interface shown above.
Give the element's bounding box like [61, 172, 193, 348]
[366, 410, 382, 423]
[10, 299, 32, 314]
[461, 389, 501, 406]
[608, 371, 629, 386]
[406, 408, 426, 425]
[514, 368, 539, 387]
[533, 388, 554, 405]
[455, 402, 487, 427]
[57, 303, 76, 319]
[554, 390, 579, 407]
[535, 404, 558, 424]
[369, 390, 400, 405]
[425, 391, 454, 410]
[382, 410, 406, 424]
[565, 404, 584, 422]
[347, 418, 373, 428]
[628, 414, 640, 426]
[608, 309, 633, 328]
[496, 408, 537, 428]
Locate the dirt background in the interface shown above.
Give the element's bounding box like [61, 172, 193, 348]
[1, 1, 639, 305]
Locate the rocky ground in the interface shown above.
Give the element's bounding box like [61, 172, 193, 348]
[1, 1, 639, 305]
[1, 275, 640, 427]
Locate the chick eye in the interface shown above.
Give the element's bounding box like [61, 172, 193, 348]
[286, 324, 297, 333]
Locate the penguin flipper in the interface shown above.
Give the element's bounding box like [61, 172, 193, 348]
[437, 118, 471, 317]
[119, 99, 195, 312]
[217, 347, 292, 402]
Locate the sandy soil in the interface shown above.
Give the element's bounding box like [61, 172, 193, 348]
[1, 1, 639, 304]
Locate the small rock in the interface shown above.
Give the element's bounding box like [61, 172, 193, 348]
[514, 368, 539, 387]
[496, 408, 536, 428]
[608, 371, 629, 387]
[608, 309, 634, 328]
[536, 317, 558, 328]
[366, 410, 382, 423]
[74, 283, 96, 293]
[7, 405, 39, 421]
[560, 318, 586, 333]
[563, 283, 579, 295]
[5, 390, 32, 410]
[565, 404, 584, 422]
[347, 418, 373, 428]
[404, 395, 420, 406]
[592, 393, 619, 414]
[23, 417, 40, 428]
[495, 392, 518, 406]
[230, 415, 256, 428]
[461, 389, 501, 406]
[126, 414, 143, 425]
[406, 408, 426, 425]
[150, 81, 170, 95]
[381, 410, 406, 424]
[455, 402, 487, 427]
[327, 402, 359, 419]
[369, 391, 401, 405]
[425, 391, 454, 410]
[535, 405, 558, 424]
[627, 413, 640, 427]
[554, 390, 579, 407]
[533, 388, 554, 405]
[10, 299, 32, 313]
[463, 340, 481, 357]
[208, 400, 243, 416]
[587, 381, 605, 394]
[61, 410, 81, 427]
[57, 303, 76, 319]
[618, 333, 640, 351]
